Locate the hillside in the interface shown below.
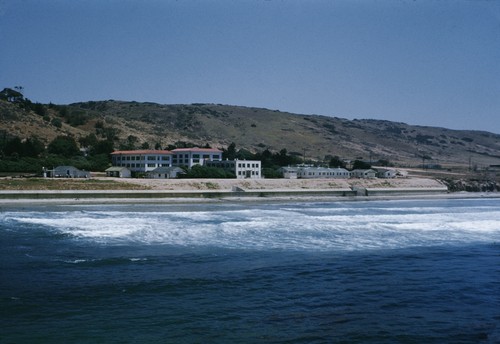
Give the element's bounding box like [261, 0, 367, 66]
[2, 98, 500, 172]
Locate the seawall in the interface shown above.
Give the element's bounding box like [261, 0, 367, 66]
[0, 187, 450, 203]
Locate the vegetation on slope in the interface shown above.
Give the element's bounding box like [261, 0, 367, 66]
[2, 87, 500, 180]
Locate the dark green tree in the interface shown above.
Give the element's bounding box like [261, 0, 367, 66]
[32, 103, 47, 116]
[79, 133, 99, 149]
[352, 160, 371, 170]
[329, 156, 346, 168]
[47, 136, 80, 157]
[51, 118, 62, 128]
[223, 142, 237, 160]
[91, 139, 114, 155]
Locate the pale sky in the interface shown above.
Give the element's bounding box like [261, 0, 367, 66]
[1, 0, 499, 133]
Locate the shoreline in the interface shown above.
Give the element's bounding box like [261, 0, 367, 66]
[0, 188, 498, 207]
[1, 176, 498, 206]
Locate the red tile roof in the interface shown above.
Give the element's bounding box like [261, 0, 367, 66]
[111, 150, 173, 155]
[172, 148, 222, 153]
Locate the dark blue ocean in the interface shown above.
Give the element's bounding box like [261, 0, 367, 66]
[1, 198, 500, 343]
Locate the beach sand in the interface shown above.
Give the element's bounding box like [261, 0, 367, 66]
[97, 176, 446, 191]
[3, 176, 491, 206]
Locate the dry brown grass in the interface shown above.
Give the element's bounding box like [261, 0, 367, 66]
[0, 178, 150, 190]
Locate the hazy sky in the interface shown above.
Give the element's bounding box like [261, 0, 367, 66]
[1, 0, 499, 133]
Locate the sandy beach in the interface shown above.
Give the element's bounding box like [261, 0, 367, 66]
[93, 176, 446, 191]
[3, 176, 498, 206]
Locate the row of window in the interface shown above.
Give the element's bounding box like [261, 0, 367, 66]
[117, 163, 170, 168]
[300, 172, 350, 176]
[114, 156, 171, 161]
[114, 154, 220, 161]
[237, 163, 259, 168]
[237, 171, 259, 175]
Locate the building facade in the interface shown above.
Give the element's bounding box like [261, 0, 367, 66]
[351, 169, 377, 179]
[280, 166, 350, 179]
[146, 167, 185, 179]
[45, 166, 91, 178]
[206, 159, 262, 179]
[105, 166, 132, 178]
[171, 148, 222, 168]
[110, 150, 173, 173]
[376, 168, 397, 179]
[296, 166, 350, 179]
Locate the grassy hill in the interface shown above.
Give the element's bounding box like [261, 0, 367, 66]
[2, 98, 500, 172]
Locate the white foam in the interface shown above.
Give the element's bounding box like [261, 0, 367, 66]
[4, 200, 500, 251]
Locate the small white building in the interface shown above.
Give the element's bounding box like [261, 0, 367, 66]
[280, 167, 298, 179]
[351, 169, 377, 179]
[171, 148, 222, 168]
[45, 166, 91, 178]
[146, 166, 185, 179]
[105, 166, 132, 178]
[206, 159, 262, 179]
[376, 168, 397, 179]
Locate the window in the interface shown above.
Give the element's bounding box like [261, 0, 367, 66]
[203, 154, 210, 159]
[147, 156, 156, 161]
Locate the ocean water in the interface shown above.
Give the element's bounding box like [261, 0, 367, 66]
[1, 198, 499, 343]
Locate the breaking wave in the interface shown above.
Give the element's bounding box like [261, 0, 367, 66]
[3, 199, 500, 251]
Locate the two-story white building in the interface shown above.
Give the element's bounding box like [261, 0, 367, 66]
[110, 150, 173, 173]
[206, 159, 262, 179]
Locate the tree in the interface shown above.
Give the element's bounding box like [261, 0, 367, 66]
[223, 142, 237, 160]
[47, 136, 80, 157]
[3, 137, 23, 156]
[32, 103, 47, 117]
[352, 160, 371, 170]
[120, 135, 139, 150]
[329, 156, 346, 168]
[91, 139, 114, 155]
[0, 87, 24, 102]
[51, 118, 62, 128]
[180, 165, 235, 178]
[22, 137, 45, 157]
[79, 133, 98, 149]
